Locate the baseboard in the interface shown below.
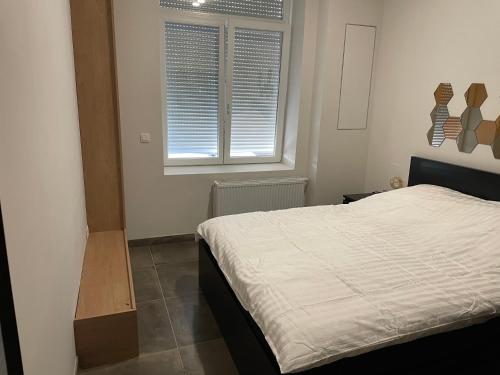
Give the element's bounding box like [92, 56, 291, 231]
[128, 233, 195, 247]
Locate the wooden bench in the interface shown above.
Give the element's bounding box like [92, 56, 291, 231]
[74, 230, 138, 368]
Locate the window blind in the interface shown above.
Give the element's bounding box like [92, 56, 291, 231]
[160, 0, 284, 20]
[230, 28, 283, 158]
[164, 22, 220, 159]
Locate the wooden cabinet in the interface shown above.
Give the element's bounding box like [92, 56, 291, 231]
[69, 0, 138, 368]
[74, 231, 137, 368]
[342, 192, 379, 204]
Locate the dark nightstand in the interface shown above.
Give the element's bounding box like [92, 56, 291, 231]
[343, 192, 380, 204]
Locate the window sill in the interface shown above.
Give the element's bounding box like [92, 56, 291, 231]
[164, 162, 294, 176]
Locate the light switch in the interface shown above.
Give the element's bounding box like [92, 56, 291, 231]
[140, 133, 151, 143]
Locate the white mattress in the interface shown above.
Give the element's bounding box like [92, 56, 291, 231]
[197, 185, 500, 373]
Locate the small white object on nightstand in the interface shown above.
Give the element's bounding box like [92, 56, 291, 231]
[390, 176, 404, 189]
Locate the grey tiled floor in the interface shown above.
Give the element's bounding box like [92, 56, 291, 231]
[79, 240, 239, 375]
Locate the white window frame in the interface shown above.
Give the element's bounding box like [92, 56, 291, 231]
[160, 2, 292, 167]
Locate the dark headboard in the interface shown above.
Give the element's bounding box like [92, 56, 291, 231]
[0, 205, 24, 374]
[408, 157, 500, 202]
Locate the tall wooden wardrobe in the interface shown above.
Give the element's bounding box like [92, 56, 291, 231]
[69, 0, 138, 368]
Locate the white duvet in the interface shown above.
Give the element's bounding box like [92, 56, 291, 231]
[197, 185, 500, 373]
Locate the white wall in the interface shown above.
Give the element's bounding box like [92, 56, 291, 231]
[114, 0, 319, 239]
[114, 0, 388, 239]
[0, 1, 87, 374]
[308, 0, 384, 205]
[365, 0, 500, 191]
[114, 0, 500, 239]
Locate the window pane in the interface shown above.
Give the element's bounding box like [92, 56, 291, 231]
[164, 23, 220, 159]
[230, 28, 283, 158]
[160, 0, 283, 20]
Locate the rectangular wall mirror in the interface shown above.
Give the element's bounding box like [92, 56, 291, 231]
[337, 24, 376, 130]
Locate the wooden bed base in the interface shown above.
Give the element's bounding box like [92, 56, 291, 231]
[199, 157, 500, 374]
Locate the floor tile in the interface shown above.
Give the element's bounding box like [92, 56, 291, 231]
[137, 300, 177, 354]
[166, 294, 221, 347]
[129, 246, 153, 270]
[180, 339, 239, 375]
[133, 267, 162, 303]
[157, 262, 199, 299]
[152, 241, 198, 265]
[78, 350, 186, 375]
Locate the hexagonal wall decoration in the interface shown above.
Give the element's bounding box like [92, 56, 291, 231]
[428, 125, 445, 147]
[428, 83, 500, 160]
[434, 83, 453, 105]
[476, 120, 497, 145]
[464, 83, 487, 108]
[443, 117, 462, 140]
[460, 107, 483, 131]
[457, 108, 482, 154]
[457, 85, 485, 154]
[428, 104, 449, 147]
[457, 131, 479, 154]
[428, 83, 452, 147]
[491, 116, 500, 159]
[493, 135, 500, 159]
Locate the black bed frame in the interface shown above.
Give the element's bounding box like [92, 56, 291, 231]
[0, 205, 24, 375]
[199, 157, 500, 374]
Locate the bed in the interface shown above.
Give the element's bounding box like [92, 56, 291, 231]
[197, 157, 500, 374]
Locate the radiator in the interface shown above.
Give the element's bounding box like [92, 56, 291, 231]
[212, 177, 308, 217]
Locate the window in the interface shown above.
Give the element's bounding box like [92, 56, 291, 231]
[160, 0, 291, 166]
[164, 23, 222, 160]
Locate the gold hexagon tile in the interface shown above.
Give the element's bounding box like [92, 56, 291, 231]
[493, 116, 500, 160]
[492, 135, 500, 159]
[476, 120, 497, 145]
[443, 117, 462, 140]
[434, 83, 453, 105]
[464, 83, 487, 108]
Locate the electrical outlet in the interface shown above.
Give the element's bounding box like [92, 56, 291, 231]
[140, 133, 152, 143]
